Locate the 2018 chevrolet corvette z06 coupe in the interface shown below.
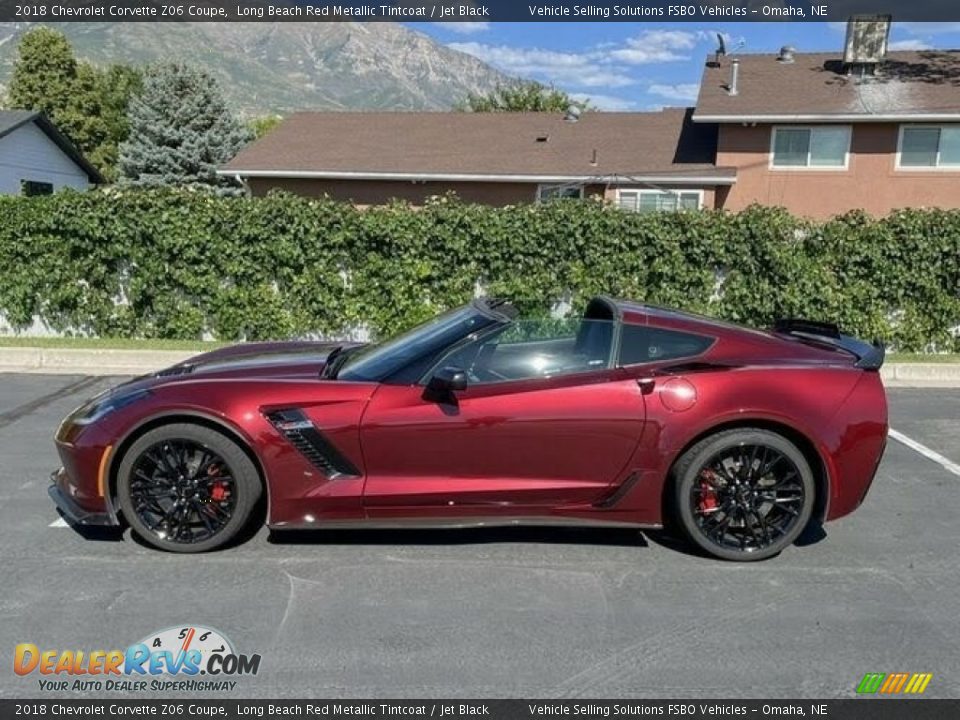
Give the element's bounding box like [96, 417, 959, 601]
[50, 297, 888, 560]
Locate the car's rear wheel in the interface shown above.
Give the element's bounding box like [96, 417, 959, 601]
[117, 423, 262, 553]
[673, 428, 815, 561]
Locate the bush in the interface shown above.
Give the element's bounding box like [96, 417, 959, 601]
[0, 189, 957, 351]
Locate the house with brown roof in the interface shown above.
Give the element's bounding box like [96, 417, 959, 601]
[221, 107, 733, 212]
[222, 18, 960, 219]
[695, 43, 960, 218]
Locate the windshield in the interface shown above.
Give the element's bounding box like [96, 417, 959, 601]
[336, 303, 503, 383]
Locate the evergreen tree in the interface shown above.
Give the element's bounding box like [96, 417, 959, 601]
[460, 81, 591, 113]
[120, 63, 252, 193]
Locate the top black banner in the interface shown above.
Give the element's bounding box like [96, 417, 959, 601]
[2, 0, 960, 22]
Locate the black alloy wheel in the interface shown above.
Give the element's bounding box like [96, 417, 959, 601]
[117, 424, 261, 552]
[674, 428, 815, 561]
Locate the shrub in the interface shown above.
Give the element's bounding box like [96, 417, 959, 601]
[0, 189, 956, 351]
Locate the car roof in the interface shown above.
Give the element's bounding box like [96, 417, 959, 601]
[610, 299, 767, 335]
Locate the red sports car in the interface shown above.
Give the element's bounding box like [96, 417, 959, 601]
[50, 297, 888, 560]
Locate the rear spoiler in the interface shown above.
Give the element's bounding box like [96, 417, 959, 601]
[773, 318, 886, 370]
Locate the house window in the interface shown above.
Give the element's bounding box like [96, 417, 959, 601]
[536, 184, 584, 202]
[21, 180, 53, 197]
[616, 189, 702, 213]
[771, 127, 850, 168]
[898, 125, 960, 168]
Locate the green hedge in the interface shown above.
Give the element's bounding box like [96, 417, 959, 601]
[0, 189, 957, 351]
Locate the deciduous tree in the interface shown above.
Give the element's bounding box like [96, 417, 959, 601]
[8, 28, 141, 181]
[460, 81, 591, 113]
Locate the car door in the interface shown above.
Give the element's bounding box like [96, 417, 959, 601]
[358, 318, 648, 514]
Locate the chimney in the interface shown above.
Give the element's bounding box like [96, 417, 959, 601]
[727, 58, 740, 96]
[843, 14, 891, 75]
[776, 46, 796, 64]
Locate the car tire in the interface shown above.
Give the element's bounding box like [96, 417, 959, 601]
[117, 423, 262, 553]
[673, 428, 815, 561]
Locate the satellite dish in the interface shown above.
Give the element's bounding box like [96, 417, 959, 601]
[564, 104, 582, 123]
[716, 33, 727, 57]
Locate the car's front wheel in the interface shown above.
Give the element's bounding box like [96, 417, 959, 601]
[673, 428, 815, 561]
[117, 423, 262, 553]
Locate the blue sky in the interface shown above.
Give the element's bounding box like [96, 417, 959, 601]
[411, 22, 960, 110]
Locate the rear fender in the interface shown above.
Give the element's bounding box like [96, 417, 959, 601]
[608, 366, 862, 524]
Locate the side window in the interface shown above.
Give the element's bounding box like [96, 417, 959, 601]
[432, 318, 614, 385]
[619, 325, 714, 366]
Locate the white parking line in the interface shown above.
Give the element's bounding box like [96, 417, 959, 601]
[49, 517, 69, 528]
[889, 428, 960, 478]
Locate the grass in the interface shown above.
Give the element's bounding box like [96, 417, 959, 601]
[887, 353, 960, 364]
[0, 337, 957, 363]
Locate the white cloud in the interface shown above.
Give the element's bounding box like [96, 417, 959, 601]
[435, 22, 490, 35]
[450, 29, 710, 90]
[570, 93, 636, 111]
[899, 22, 960, 35]
[610, 30, 700, 64]
[647, 83, 701, 102]
[449, 42, 634, 88]
[450, 29, 718, 100]
[888, 39, 933, 51]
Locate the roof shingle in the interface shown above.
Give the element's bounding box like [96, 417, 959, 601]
[695, 50, 960, 120]
[223, 108, 733, 182]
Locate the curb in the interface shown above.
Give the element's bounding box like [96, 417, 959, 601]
[0, 348, 958, 388]
[0, 348, 195, 376]
[880, 364, 960, 387]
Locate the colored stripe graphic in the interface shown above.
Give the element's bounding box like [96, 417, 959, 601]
[857, 673, 885, 694]
[904, 674, 933, 694]
[857, 672, 932, 695]
[883, 673, 909, 694]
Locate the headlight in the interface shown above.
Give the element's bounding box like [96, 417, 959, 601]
[70, 389, 151, 426]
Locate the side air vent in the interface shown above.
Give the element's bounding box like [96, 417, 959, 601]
[265, 409, 360, 478]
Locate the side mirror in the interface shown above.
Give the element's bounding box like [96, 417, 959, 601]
[427, 366, 468, 394]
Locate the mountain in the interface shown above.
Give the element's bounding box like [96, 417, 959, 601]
[0, 22, 513, 114]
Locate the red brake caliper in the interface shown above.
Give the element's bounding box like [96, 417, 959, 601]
[207, 464, 229, 503]
[698, 469, 719, 513]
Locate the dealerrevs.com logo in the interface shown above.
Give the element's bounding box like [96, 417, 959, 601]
[14, 625, 261, 693]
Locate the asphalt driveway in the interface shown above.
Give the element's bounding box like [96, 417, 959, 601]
[0, 375, 957, 699]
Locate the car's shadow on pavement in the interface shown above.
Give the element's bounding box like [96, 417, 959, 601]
[64, 518, 828, 557]
[67, 525, 125, 543]
[267, 525, 652, 548]
[643, 520, 830, 560]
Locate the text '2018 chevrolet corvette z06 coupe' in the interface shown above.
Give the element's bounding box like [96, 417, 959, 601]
[50, 297, 888, 560]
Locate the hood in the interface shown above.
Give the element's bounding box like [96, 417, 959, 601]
[149, 341, 364, 384]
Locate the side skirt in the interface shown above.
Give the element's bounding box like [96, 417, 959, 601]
[269, 516, 662, 532]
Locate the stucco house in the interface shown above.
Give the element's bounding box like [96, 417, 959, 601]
[0, 111, 103, 196]
[694, 46, 960, 218]
[222, 19, 960, 219]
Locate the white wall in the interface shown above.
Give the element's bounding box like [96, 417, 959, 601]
[0, 121, 91, 195]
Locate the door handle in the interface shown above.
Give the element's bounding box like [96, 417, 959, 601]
[637, 378, 656, 395]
